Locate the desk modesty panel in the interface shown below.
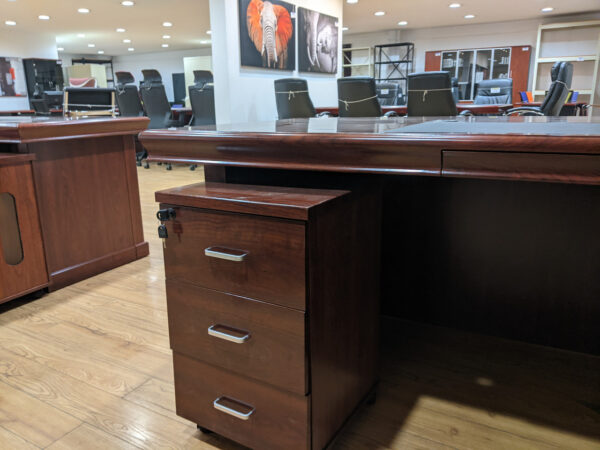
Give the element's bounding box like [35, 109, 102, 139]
[0, 116, 150, 291]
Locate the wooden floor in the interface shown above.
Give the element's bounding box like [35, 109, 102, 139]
[0, 164, 599, 450]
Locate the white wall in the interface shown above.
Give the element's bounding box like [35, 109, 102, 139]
[0, 29, 58, 111]
[210, 0, 344, 124]
[112, 48, 212, 101]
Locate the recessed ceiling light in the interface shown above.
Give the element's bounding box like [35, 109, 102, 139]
[342, 26, 349, 31]
[163, 22, 172, 27]
[398, 21, 408, 26]
[5, 20, 17, 26]
[206, 30, 212, 35]
[97, 50, 104, 54]
[449, 3, 461, 8]
[88, 43, 95, 47]
[123, 39, 131, 43]
[200, 40, 211, 44]
[38, 15, 50, 20]
[128, 47, 135, 51]
[541, 7, 554, 12]
[464, 14, 475, 19]
[162, 43, 169, 48]
[374, 11, 385, 16]
[77, 33, 85, 38]
[347, 0, 358, 3]
[121, 0, 135, 5]
[162, 35, 171, 39]
[57, 47, 64, 51]
[78, 8, 90, 14]
[116, 28, 126, 32]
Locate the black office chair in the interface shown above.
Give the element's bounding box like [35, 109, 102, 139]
[451, 77, 459, 104]
[115, 71, 144, 117]
[407, 71, 458, 116]
[188, 83, 216, 126]
[506, 62, 573, 116]
[474, 79, 513, 105]
[274, 78, 316, 119]
[31, 98, 50, 115]
[193, 70, 214, 89]
[140, 69, 182, 129]
[376, 82, 399, 106]
[338, 77, 399, 118]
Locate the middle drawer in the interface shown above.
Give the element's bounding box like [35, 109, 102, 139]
[166, 280, 307, 395]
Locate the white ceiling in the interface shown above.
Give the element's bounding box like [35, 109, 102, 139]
[0, 0, 211, 56]
[343, 0, 600, 34]
[0, 0, 598, 56]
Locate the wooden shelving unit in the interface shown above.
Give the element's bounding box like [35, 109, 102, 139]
[342, 46, 373, 77]
[532, 20, 600, 109]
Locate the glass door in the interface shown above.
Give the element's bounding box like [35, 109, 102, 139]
[456, 50, 474, 101]
[441, 51, 458, 75]
[492, 48, 511, 79]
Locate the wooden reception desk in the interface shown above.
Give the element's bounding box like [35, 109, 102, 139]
[0, 116, 149, 300]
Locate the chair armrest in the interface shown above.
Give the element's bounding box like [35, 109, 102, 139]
[505, 106, 544, 116]
[316, 111, 332, 118]
[459, 110, 473, 116]
[383, 111, 399, 118]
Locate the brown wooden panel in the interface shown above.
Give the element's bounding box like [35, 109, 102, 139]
[0, 160, 48, 303]
[425, 51, 442, 71]
[161, 206, 306, 310]
[510, 45, 532, 105]
[442, 151, 600, 185]
[173, 353, 309, 450]
[166, 280, 307, 394]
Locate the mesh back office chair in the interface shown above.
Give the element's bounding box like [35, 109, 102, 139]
[474, 79, 513, 105]
[507, 62, 573, 116]
[376, 82, 399, 106]
[115, 71, 144, 117]
[193, 70, 214, 89]
[407, 71, 458, 116]
[337, 77, 383, 118]
[274, 78, 317, 119]
[140, 69, 181, 129]
[188, 83, 216, 126]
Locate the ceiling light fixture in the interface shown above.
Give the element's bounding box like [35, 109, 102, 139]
[116, 28, 126, 32]
[541, 7, 554, 12]
[347, 0, 358, 3]
[342, 26, 349, 31]
[128, 47, 135, 51]
[398, 21, 408, 26]
[123, 39, 131, 43]
[163, 35, 171, 39]
[121, 0, 134, 5]
[163, 22, 172, 27]
[374, 11, 385, 16]
[78, 8, 90, 14]
[88, 43, 95, 47]
[97, 50, 105, 54]
[57, 47, 64, 51]
[464, 14, 475, 19]
[200, 40, 211, 44]
[206, 30, 212, 34]
[162, 43, 169, 48]
[38, 15, 50, 20]
[5, 20, 17, 26]
[77, 33, 85, 37]
[449, 3, 461, 8]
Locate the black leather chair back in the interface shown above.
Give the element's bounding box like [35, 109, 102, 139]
[274, 78, 316, 119]
[140, 69, 173, 129]
[189, 83, 216, 126]
[376, 82, 399, 106]
[407, 71, 457, 116]
[451, 77, 459, 104]
[193, 70, 214, 88]
[337, 77, 382, 118]
[115, 71, 144, 117]
[540, 62, 573, 116]
[474, 79, 513, 105]
[31, 98, 50, 115]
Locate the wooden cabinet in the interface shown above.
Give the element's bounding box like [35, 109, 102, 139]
[0, 154, 48, 304]
[156, 181, 381, 449]
[425, 45, 532, 104]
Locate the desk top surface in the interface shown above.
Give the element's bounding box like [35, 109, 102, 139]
[0, 116, 149, 143]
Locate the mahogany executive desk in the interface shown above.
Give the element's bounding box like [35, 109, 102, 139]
[0, 116, 149, 295]
[141, 116, 600, 356]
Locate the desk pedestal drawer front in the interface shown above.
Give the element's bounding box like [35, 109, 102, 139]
[442, 151, 600, 185]
[166, 280, 307, 394]
[174, 353, 309, 450]
[162, 207, 306, 310]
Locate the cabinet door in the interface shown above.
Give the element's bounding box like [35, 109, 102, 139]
[510, 46, 532, 104]
[0, 161, 48, 303]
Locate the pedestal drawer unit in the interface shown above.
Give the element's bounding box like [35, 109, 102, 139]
[156, 181, 381, 450]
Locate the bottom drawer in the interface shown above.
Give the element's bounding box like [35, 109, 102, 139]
[173, 353, 310, 450]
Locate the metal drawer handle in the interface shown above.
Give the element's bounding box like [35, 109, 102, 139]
[204, 246, 248, 262]
[208, 325, 250, 344]
[213, 396, 255, 420]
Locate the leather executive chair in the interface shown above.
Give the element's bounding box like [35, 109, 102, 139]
[506, 62, 573, 116]
[407, 71, 460, 116]
[115, 71, 144, 117]
[188, 83, 216, 127]
[274, 78, 317, 119]
[338, 77, 398, 118]
[30, 98, 50, 115]
[193, 70, 214, 89]
[474, 79, 513, 105]
[376, 82, 399, 106]
[451, 77, 459, 104]
[140, 69, 183, 129]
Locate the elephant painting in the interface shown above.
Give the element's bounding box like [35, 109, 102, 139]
[241, 0, 295, 70]
[298, 8, 339, 74]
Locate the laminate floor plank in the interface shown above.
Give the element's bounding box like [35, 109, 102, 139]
[46, 424, 141, 450]
[0, 425, 41, 450]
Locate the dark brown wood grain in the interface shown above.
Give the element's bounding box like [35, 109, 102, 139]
[166, 280, 307, 394]
[173, 352, 310, 450]
[0, 158, 48, 303]
[159, 206, 307, 310]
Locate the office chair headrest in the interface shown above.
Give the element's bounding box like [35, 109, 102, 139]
[274, 78, 309, 91]
[408, 71, 452, 90]
[556, 62, 573, 86]
[115, 71, 135, 85]
[142, 69, 163, 85]
[193, 70, 214, 86]
[476, 78, 513, 93]
[550, 62, 561, 82]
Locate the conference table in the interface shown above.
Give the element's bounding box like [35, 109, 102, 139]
[315, 103, 513, 116]
[141, 115, 600, 357]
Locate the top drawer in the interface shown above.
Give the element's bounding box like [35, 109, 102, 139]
[161, 206, 306, 310]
